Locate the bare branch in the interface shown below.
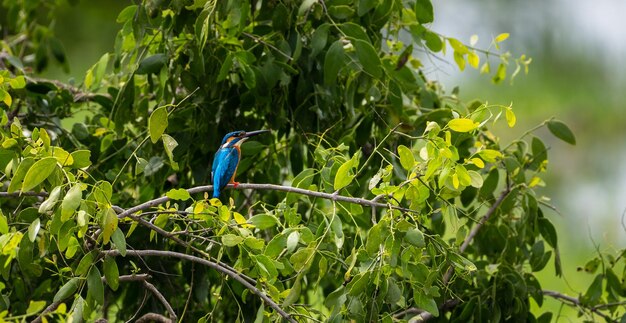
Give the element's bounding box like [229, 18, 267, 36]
[102, 249, 297, 323]
[442, 186, 512, 284]
[135, 312, 172, 323]
[0, 191, 48, 198]
[543, 290, 615, 322]
[143, 280, 177, 321]
[117, 183, 415, 221]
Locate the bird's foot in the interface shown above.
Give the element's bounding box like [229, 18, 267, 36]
[233, 182, 240, 188]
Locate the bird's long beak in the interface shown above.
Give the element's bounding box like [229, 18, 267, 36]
[243, 129, 271, 138]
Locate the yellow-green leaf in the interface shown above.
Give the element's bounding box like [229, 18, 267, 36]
[148, 106, 168, 143]
[397, 145, 415, 171]
[448, 118, 479, 132]
[495, 33, 510, 42]
[166, 188, 191, 201]
[70, 150, 92, 168]
[0, 88, 11, 107]
[25, 300, 47, 315]
[478, 149, 503, 162]
[9, 76, 26, 89]
[22, 157, 57, 192]
[505, 108, 516, 128]
[102, 207, 118, 245]
[334, 159, 355, 191]
[222, 234, 244, 247]
[468, 51, 480, 69]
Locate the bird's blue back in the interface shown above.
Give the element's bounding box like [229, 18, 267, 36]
[212, 146, 240, 198]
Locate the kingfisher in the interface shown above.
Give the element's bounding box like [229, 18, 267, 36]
[211, 130, 270, 198]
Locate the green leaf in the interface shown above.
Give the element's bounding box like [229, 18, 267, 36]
[334, 153, 360, 191]
[51, 147, 74, 166]
[136, 54, 167, 75]
[254, 254, 278, 280]
[448, 118, 479, 132]
[582, 274, 603, 305]
[87, 266, 104, 305]
[9, 76, 26, 89]
[111, 227, 127, 256]
[538, 218, 558, 249]
[366, 220, 388, 255]
[70, 150, 92, 168]
[397, 145, 415, 171]
[222, 234, 244, 247]
[28, 218, 40, 242]
[166, 188, 191, 201]
[144, 156, 164, 176]
[22, 157, 57, 192]
[298, 0, 317, 16]
[103, 256, 120, 291]
[61, 184, 83, 221]
[53, 277, 80, 302]
[249, 214, 279, 229]
[414, 0, 434, 23]
[286, 231, 300, 253]
[102, 207, 118, 245]
[353, 39, 382, 78]
[283, 277, 302, 307]
[217, 53, 234, 82]
[310, 24, 329, 58]
[93, 181, 113, 205]
[39, 186, 62, 214]
[423, 31, 442, 52]
[116, 5, 137, 23]
[324, 40, 346, 85]
[347, 271, 371, 295]
[135, 157, 149, 175]
[149, 106, 168, 143]
[290, 247, 315, 271]
[414, 290, 439, 317]
[76, 250, 97, 276]
[547, 120, 576, 145]
[0, 211, 8, 234]
[25, 300, 47, 315]
[405, 227, 425, 248]
[8, 157, 35, 193]
[162, 134, 179, 170]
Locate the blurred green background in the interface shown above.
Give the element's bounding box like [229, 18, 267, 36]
[44, 0, 625, 318]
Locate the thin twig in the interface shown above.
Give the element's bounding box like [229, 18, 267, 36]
[143, 280, 177, 321]
[102, 249, 297, 323]
[543, 290, 615, 322]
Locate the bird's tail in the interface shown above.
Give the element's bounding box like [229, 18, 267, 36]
[212, 189, 220, 199]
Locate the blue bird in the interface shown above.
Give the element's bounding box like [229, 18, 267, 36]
[211, 130, 270, 198]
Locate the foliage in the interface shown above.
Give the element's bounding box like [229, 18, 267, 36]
[0, 0, 624, 322]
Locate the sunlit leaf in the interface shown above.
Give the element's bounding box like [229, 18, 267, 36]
[448, 118, 479, 132]
[148, 106, 168, 143]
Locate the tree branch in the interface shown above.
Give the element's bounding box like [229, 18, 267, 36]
[102, 249, 296, 323]
[142, 280, 177, 321]
[135, 313, 172, 323]
[0, 191, 48, 198]
[443, 186, 512, 284]
[543, 290, 616, 322]
[117, 183, 415, 220]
